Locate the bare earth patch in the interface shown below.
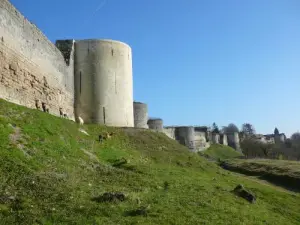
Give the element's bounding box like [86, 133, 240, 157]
[8, 125, 31, 157]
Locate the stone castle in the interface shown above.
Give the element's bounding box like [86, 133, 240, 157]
[0, 0, 285, 152]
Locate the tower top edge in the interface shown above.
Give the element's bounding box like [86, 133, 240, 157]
[75, 39, 131, 48]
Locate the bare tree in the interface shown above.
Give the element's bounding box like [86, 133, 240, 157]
[223, 123, 239, 134]
[291, 132, 300, 142]
[241, 123, 256, 136]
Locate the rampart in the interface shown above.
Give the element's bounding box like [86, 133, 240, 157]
[0, 0, 245, 152]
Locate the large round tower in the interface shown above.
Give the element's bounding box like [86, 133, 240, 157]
[74, 39, 134, 127]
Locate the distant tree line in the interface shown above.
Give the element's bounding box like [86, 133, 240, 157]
[215, 122, 300, 160]
[239, 124, 300, 160]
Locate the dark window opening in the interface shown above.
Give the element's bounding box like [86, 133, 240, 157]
[103, 107, 106, 124]
[79, 72, 82, 94]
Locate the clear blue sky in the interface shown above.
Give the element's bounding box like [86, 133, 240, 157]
[11, 0, 300, 137]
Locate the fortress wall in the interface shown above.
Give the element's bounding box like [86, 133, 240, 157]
[221, 134, 228, 146]
[163, 127, 176, 139]
[148, 119, 163, 132]
[175, 126, 196, 152]
[227, 132, 241, 151]
[194, 131, 209, 151]
[211, 133, 220, 144]
[0, 0, 74, 118]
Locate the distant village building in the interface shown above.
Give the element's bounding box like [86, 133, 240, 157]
[252, 133, 286, 144]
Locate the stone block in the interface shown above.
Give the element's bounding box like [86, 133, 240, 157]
[9, 63, 18, 72]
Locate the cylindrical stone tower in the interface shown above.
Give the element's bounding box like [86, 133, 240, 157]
[133, 102, 148, 128]
[175, 126, 196, 152]
[227, 132, 241, 151]
[74, 39, 134, 127]
[147, 118, 163, 132]
[212, 133, 220, 144]
[220, 134, 228, 146]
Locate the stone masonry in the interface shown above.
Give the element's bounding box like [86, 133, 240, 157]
[0, 0, 74, 119]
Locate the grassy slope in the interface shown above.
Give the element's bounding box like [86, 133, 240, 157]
[0, 99, 300, 225]
[221, 159, 300, 191]
[201, 144, 243, 160]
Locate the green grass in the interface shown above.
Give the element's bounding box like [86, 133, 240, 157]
[220, 159, 300, 191]
[0, 99, 300, 225]
[200, 144, 243, 160]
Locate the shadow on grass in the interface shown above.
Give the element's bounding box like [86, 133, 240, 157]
[220, 161, 300, 192]
[124, 206, 151, 217]
[110, 158, 144, 174]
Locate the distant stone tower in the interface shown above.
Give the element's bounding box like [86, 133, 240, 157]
[175, 126, 196, 152]
[148, 118, 163, 132]
[227, 132, 241, 151]
[74, 39, 134, 127]
[220, 134, 228, 146]
[133, 102, 148, 128]
[211, 133, 220, 144]
[275, 133, 286, 144]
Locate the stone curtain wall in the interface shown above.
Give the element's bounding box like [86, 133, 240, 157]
[163, 127, 176, 139]
[0, 0, 74, 119]
[194, 131, 210, 151]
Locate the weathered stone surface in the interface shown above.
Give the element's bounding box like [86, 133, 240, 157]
[0, 43, 73, 117]
[0, 0, 74, 119]
[9, 63, 17, 72]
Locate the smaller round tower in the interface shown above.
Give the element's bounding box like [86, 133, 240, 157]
[175, 126, 196, 152]
[147, 118, 163, 132]
[227, 132, 241, 151]
[133, 102, 148, 129]
[220, 134, 228, 146]
[211, 133, 220, 144]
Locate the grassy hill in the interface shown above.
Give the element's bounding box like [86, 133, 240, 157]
[0, 99, 300, 225]
[220, 159, 300, 192]
[200, 144, 243, 160]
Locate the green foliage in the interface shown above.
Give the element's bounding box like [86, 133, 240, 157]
[201, 144, 243, 160]
[0, 99, 300, 225]
[211, 122, 219, 133]
[240, 138, 273, 158]
[274, 128, 279, 136]
[240, 137, 300, 160]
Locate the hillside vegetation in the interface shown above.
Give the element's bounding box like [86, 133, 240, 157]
[0, 99, 300, 225]
[221, 159, 300, 191]
[200, 144, 243, 160]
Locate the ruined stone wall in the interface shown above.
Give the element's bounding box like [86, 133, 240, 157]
[211, 133, 220, 144]
[194, 131, 210, 151]
[0, 0, 74, 119]
[163, 127, 176, 139]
